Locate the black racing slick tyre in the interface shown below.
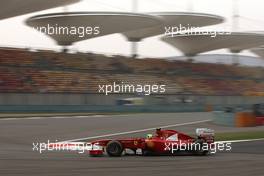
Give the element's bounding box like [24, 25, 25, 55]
[194, 139, 208, 156]
[106, 141, 123, 157]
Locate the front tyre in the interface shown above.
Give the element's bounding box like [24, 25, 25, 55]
[106, 141, 123, 157]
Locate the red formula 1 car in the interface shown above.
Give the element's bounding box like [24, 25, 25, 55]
[89, 128, 215, 157]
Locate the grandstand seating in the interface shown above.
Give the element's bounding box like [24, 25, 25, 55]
[0, 47, 264, 95]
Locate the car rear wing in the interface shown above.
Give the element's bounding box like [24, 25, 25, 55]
[196, 128, 215, 142]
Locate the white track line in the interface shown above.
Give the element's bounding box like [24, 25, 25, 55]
[61, 119, 212, 142]
[217, 138, 264, 143]
[0, 114, 134, 121]
[0, 115, 106, 121]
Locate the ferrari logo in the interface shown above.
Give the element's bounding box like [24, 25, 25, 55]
[134, 141, 138, 145]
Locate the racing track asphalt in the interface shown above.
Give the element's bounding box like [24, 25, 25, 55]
[0, 112, 263, 176]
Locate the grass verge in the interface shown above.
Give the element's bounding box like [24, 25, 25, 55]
[215, 131, 264, 141]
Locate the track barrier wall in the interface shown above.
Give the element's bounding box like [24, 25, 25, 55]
[214, 111, 263, 127]
[235, 112, 257, 127]
[0, 105, 208, 113]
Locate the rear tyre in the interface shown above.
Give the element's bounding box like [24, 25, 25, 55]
[106, 141, 123, 157]
[194, 139, 208, 156]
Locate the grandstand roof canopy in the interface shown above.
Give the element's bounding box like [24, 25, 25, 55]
[123, 12, 224, 41]
[26, 12, 161, 46]
[0, 0, 79, 20]
[251, 47, 264, 58]
[162, 32, 264, 56]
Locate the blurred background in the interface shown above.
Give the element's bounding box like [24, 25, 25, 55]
[0, 0, 263, 115]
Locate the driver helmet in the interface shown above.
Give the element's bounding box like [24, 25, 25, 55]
[146, 134, 153, 139]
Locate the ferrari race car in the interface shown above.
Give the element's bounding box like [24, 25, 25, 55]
[89, 128, 215, 157]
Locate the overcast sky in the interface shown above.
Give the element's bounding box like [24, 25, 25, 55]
[0, 0, 264, 65]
